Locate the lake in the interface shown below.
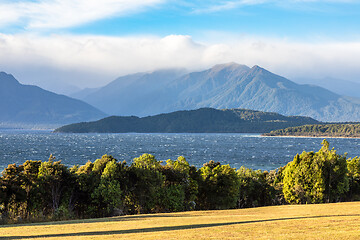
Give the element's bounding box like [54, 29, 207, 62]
[1, 129, 360, 171]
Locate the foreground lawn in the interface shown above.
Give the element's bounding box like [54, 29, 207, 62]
[1, 202, 360, 239]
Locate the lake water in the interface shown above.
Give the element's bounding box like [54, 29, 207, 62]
[2, 130, 360, 172]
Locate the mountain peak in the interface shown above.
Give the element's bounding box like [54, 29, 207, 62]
[212, 62, 248, 70]
[248, 65, 275, 78]
[215, 62, 240, 67]
[251, 65, 266, 72]
[0, 72, 106, 125]
[147, 68, 187, 75]
[209, 63, 250, 76]
[0, 72, 20, 85]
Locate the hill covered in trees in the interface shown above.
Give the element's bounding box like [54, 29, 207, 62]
[54, 108, 319, 133]
[264, 124, 360, 138]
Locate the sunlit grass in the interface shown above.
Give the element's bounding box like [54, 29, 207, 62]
[1, 202, 360, 239]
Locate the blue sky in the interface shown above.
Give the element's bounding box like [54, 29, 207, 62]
[69, 1, 360, 40]
[0, 0, 360, 92]
[2, 0, 360, 39]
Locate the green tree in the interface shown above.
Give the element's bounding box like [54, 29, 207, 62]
[132, 153, 162, 170]
[37, 155, 72, 216]
[74, 155, 124, 218]
[237, 167, 275, 208]
[347, 157, 360, 200]
[22, 160, 42, 219]
[319, 140, 349, 202]
[127, 154, 165, 213]
[74, 161, 98, 218]
[282, 151, 324, 204]
[266, 166, 286, 205]
[0, 164, 26, 221]
[197, 161, 240, 210]
[92, 160, 123, 216]
[92, 154, 117, 174]
[282, 140, 349, 204]
[157, 156, 197, 212]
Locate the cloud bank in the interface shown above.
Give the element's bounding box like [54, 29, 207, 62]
[1, 33, 360, 91]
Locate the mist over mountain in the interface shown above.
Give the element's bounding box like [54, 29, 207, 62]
[70, 87, 101, 100]
[78, 63, 360, 122]
[78, 68, 187, 116]
[0, 72, 106, 127]
[294, 77, 360, 99]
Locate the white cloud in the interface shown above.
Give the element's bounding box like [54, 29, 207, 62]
[1, 0, 354, 30]
[0, 5, 18, 27]
[1, 33, 360, 89]
[191, 0, 265, 13]
[191, 0, 357, 13]
[0, 0, 164, 29]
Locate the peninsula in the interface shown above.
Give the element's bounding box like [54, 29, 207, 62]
[263, 124, 360, 138]
[54, 108, 319, 133]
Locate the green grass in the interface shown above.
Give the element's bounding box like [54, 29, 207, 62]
[1, 202, 360, 239]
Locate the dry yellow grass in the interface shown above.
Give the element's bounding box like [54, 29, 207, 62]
[1, 202, 360, 239]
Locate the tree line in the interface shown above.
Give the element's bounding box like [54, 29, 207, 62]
[1, 140, 359, 224]
[264, 124, 360, 137]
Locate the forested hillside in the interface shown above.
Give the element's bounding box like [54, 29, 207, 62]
[54, 108, 319, 133]
[264, 124, 360, 138]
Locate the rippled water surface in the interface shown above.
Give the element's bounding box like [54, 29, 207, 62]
[2, 130, 360, 171]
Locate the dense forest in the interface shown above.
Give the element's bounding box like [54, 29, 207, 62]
[1, 140, 359, 224]
[264, 124, 360, 137]
[54, 108, 319, 133]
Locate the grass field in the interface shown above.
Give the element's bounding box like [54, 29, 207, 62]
[1, 202, 360, 239]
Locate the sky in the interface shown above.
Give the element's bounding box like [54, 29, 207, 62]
[1, 0, 360, 94]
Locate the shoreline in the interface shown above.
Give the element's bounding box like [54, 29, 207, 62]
[262, 134, 360, 139]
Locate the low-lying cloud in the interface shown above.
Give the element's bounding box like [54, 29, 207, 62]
[1, 33, 360, 91]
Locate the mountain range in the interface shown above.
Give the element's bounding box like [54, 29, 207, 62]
[294, 77, 360, 99]
[0, 72, 106, 127]
[78, 68, 187, 116]
[3, 62, 360, 127]
[73, 63, 360, 122]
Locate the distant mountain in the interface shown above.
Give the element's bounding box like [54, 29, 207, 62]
[70, 87, 101, 100]
[38, 82, 82, 96]
[0, 72, 106, 126]
[54, 108, 320, 133]
[80, 63, 360, 122]
[81, 68, 187, 115]
[294, 77, 360, 99]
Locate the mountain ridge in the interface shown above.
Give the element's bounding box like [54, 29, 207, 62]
[76, 63, 360, 122]
[0, 72, 106, 127]
[54, 107, 320, 133]
[81, 68, 187, 116]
